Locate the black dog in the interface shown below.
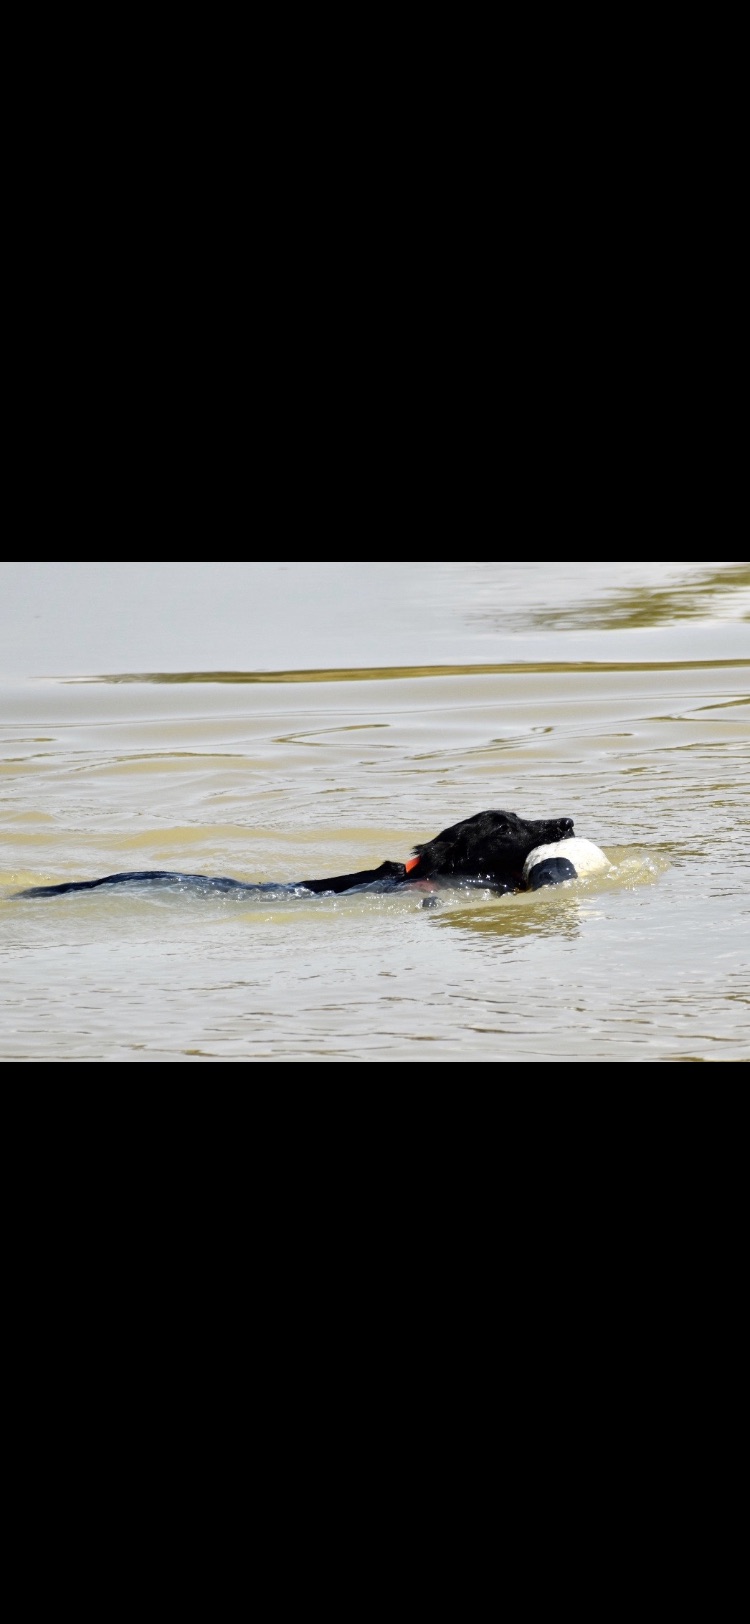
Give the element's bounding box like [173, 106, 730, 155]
[14, 809, 576, 900]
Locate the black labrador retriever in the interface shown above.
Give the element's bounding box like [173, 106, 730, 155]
[14, 809, 577, 900]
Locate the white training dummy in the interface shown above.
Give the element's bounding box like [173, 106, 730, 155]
[523, 838, 611, 891]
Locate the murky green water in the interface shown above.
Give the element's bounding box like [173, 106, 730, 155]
[1, 561, 748, 1062]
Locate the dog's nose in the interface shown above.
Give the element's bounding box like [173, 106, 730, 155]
[561, 818, 574, 832]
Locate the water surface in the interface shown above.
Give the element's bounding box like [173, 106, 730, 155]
[1, 560, 748, 1062]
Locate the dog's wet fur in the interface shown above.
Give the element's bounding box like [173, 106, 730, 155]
[14, 809, 575, 900]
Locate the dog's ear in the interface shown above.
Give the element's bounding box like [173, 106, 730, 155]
[411, 810, 511, 858]
[410, 812, 505, 874]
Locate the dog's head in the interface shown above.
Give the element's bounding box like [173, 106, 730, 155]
[408, 809, 575, 889]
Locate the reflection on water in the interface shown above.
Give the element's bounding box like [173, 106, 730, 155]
[434, 892, 586, 941]
[2, 559, 747, 682]
[534, 562, 750, 631]
[471, 561, 750, 634]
